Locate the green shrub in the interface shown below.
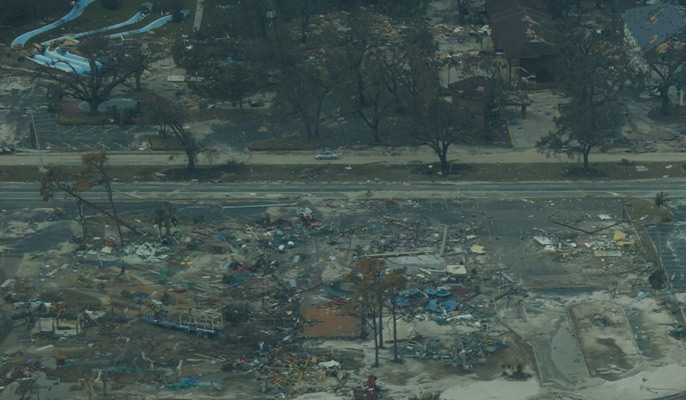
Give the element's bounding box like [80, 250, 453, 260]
[649, 268, 666, 289]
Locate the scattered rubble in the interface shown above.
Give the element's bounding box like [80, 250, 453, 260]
[0, 195, 685, 399]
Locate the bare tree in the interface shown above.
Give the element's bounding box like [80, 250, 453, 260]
[559, 27, 637, 107]
[123, 40, 156, 91]
[39, 36, 134, 114]
[536, 103, 616, 172]
[645, 39, 686, 116]
[455, 0, 474, 23]
[457, 53, 507, 136]
[325, 11, 395, 142]
[291, 0, 330, 43]
[412, 97, 473, 171]
[273, 63, 330, 140]
[199, 64, 257, 110]
[345, 258, 388, 367]
[380, 20, 437, 112]
[383, 268, 406, 363]
[40, 166, 140, 240]
[80, 151, 124, 245]
[142, 96, 201, 172]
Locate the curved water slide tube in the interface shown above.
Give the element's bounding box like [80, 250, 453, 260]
[11, 0, 96, 48]
[107, 10, 189, 39]
[42, 11, 149, 47]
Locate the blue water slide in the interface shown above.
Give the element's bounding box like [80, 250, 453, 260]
[42, 11, 148, 46]
[107, 10, 189, 39]
[44, 49, 90, 69]
[31, 49, 93, 75]
[50, 48, 102, 68]
[11, 0, 97, 48]
[28, 56, 79, 74]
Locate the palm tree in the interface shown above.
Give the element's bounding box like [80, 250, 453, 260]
[154, 203, 175, 236]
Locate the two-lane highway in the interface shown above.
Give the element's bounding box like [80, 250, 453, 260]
[0, 180, 683, 208]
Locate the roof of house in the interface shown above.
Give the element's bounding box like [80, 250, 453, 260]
[486, 0, 546, 17]
[486, 0, 558, 59]
[622, 3, 686, 53]
[449, 76, 490, 100]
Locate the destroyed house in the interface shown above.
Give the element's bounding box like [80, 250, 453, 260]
[622, 3, 686, 105]
[486, 0, 559, 82]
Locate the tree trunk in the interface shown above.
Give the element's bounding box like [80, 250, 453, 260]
[77, 199, 88, 238]
[583, 151, 589, 172]
[88, 99, 101, 115]
[378, 299, 384, 348]
[392, 301, 399, 363]
[660, 85, 672, 116]
[103, 181, 124, 246]
[314, 92, 327, 140]
[372, 311, 379, 367]
[439, 151, 449, 172]
[457, 1, 468, 23]
[360, 313, 366, 339]
[300, 15, 308, 43]
[186, 149, 196, 172]
[71, 192, 141, 235]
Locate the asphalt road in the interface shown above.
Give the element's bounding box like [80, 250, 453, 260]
[0, 179, 682, 208]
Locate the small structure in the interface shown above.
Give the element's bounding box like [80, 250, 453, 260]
[144, 309, 224, 337]
[449, 77, 490, 127]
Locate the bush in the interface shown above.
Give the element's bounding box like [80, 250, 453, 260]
[649, 268, 666, 289]
[102, 0, 121, 10]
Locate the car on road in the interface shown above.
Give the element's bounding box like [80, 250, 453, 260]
[315, 150, 339, 160]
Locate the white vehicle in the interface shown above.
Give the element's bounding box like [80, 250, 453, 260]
[315, 150, 339, 160]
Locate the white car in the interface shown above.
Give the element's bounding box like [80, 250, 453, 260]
[315, 150, 339, 160]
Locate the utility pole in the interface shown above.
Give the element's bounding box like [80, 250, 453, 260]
[29, 109, 47, 173]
